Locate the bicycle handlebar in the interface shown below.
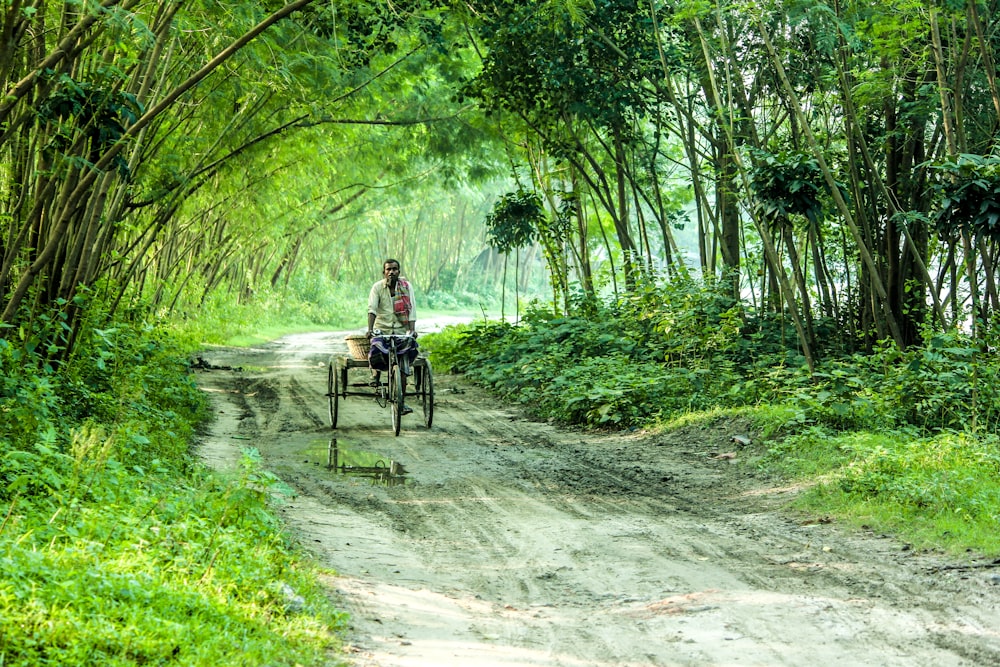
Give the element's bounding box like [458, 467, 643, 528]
[371, 329, 414, 338]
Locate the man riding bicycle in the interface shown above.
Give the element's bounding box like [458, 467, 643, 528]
[367, 258, 418, 414]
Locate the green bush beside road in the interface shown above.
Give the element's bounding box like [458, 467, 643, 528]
[0, 318, 346, 666]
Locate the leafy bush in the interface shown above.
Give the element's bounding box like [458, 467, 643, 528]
[425, 281, 1000, 437]
[614, 278, 744, 364]
[864, 329, 1000, 432]
[419, 322, 475, 373]
[556, 356, 738, 427]
[422, 291, 749, 428]
[421, 319, 515, 374]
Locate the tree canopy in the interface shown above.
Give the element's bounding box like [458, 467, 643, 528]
[3, 0, 1000, 363]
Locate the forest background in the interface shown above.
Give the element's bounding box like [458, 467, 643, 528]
[2, 0, 1000, 664]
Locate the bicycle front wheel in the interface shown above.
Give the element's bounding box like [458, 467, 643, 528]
[389, 362, 403, 436]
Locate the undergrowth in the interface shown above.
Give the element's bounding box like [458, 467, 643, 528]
[0, 308, 346, 665]
[173, 285, 360, 346]
[421, 280, 1000, 556]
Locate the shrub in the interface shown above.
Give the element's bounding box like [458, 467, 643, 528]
[427, 281, 1000, 440]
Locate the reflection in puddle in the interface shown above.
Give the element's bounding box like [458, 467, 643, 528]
[326, 439, 407, 486]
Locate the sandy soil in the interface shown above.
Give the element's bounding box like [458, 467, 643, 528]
[193, 330, 1000, 667]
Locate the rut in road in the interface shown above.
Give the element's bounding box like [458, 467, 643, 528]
[194, 332, 1000, 667]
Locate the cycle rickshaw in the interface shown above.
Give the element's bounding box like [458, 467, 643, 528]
[327, 333, 434, 436]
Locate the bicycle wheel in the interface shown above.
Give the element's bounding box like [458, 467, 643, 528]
[420, 359, 434, 429]
[328, 362, 339, 429]
[389, 362, 403, 436]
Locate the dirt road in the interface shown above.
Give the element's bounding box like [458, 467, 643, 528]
[194, 331, 1000, 666]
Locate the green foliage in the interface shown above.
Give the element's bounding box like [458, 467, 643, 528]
[838, 432, 999, 514]
[60, 325, 206, 468]
[485, 190, 543, 253]
[760, 424, 857, 476]
[466, 0, 662, 132]
[724, 326, 1000, 435]
[423, 286, 750, 427]
[0, 450, 344, 666]
[36, 72, 143, 175]
[759, 427, 1000, 554]
[613, 277, 745, 365]
[422, 288, 496, 312]
[852, 329, 1000, 432]
[418, 322, 477, 373]
[749, 149, 831, 227]
[428, 280, 1000, 439]
[176, 283, 360, 346]
[0, 352, 61, 449]
[0, 310, 346, 665]
[928, 154, 1000, 240]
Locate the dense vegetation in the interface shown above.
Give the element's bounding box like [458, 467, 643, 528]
[0, 318, 345, 664]
[5, 1, 1000, 354]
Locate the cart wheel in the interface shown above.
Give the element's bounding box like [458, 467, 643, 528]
[421, 360, 434, 429]
[328, 362, 339, 429]
[389, 362, 403, 436]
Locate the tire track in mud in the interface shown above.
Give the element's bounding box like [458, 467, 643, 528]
[285, 375, 328, 430]
[194, 332, 1000, 667]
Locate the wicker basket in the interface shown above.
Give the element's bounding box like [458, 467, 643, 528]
[345, 334, 369, 361]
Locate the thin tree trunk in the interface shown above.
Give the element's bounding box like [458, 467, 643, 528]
[755, 15, 905, 348]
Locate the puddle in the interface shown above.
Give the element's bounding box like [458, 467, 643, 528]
[304, 439, 407, 486]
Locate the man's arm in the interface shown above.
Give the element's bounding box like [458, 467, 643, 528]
[367, 312, 376, 337]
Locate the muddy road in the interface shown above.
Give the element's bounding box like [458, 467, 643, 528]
[194, 331, 1000, 666]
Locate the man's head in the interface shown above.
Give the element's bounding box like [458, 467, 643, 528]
[383, 259, 400, 285]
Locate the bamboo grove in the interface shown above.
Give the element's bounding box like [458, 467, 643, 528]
[0, 0, 490, 358]
[2, 0, 1000, 366]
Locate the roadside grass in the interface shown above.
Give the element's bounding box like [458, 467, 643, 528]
[655, 406, 1000, 557]
[0, 452, 347, 666]
[755, 426, 1000, 556]
[0, 316, 348, 666]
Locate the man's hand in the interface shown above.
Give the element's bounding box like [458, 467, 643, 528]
[366, 329, 374, 339]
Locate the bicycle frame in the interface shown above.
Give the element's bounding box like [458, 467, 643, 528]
[371, 331, 414, 435]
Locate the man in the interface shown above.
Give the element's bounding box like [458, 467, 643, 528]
[367, 258, 418, 414]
